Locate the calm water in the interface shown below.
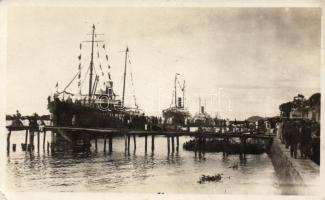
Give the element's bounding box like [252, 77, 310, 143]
[6, 131, 282, 194]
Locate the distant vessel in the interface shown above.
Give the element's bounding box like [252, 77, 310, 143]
[162, 73, 190, 127]
[192, 98, 214, 126]
[48, 25, 143, 128]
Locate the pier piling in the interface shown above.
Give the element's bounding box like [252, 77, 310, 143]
[151, 135, 155, 152]
[145, 135, 148, 153]
[27, 144, 32, 152]
[176, 136, 179, 152]
[171, 136, 175, 153]
[43, 131, 46, 150]
[104, 135, 107, 153]
[7, 131, 11, 153]
[37, 131, 40, 152]
[127, 135, 131, 152]
[194, 137, 198, 157]
[133, 135, 136, 150]
[124, 134, 127, 152]
[109, 136, 113, 153]
[167, 136, 170, 153]
[47, 141, 50, 152]
[95, 137, 98, 152]
[25, 130, 28, 147]
[202, 136, 206, 154]
[29, 131, 34, 151]
[223, 138, 229, 157]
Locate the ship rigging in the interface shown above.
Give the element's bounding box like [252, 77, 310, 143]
[48, 25, 142, 128]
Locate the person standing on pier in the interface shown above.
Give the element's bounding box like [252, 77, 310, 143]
[311, 122, 320, 164]
[289, 121, 299, 159]
[282, 120, 289, 148]
[300, 120, 311, 159]
[12, 110, 23, 126]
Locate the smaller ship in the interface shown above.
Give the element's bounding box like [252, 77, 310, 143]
[191, 98, 214, 126]
[162, 73, 191, 129]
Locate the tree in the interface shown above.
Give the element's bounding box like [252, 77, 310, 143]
[293, 94, 306, 108]
[279, 101, 293, 118]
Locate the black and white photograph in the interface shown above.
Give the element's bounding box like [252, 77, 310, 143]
[0, 1, 323, 199]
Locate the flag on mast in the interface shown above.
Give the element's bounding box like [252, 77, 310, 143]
[55, 82, 58, 92]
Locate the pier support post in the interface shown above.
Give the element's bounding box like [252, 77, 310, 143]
[47, 141, 50, 152]
[243, 137, 247, 158]
[29, 131, 34, 151]
[127, 135, 131, 153]
[171, 136, 175, 153]
[95, 137, 98, 152]
[202, 136, 206, 155]
[133, 135, 136, 151]
[43, 131, 46, 150]
[223, 138, 229, 157]
[104, 135, 107, 154]
[167, 136, 170, 153]
[37, 131, 40, 152]
[25, 130, 28, 147]
[145, 135, 148, 153]
[194, 136, 198, 157]
[124, 134, 127, 152]
[176, 136, 179, 152]
[151, 135, 155, 152]
[7, 130, 11, 153]
[109, 136, 113, 153]
[239, 137, 243, 156]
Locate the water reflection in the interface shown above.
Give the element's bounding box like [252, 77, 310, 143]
[6, 133, 281, 194]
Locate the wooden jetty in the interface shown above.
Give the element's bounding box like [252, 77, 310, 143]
[6, 125, 275, 155]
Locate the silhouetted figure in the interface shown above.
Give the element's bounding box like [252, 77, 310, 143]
[289, 122, 299, 159]
[12, 110, 23, 126]
[283, 121, 289, 147]
[28, 113, 39, 130]
[311, 122, 320, 165]
[300, 121, 311, 159]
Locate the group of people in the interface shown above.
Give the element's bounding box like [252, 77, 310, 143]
[216, 117, 320, 165]
[122, 114, 162, 131]
[276, 119, 320, 164]
[11, 110, 46, 131]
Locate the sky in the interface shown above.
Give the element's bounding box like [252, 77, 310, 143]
[6, 7, 321, 120]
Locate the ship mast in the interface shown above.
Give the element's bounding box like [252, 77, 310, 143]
[174, 73, 179, 108]
[88, 24, 96, 98]
[183, 80, 185, 108]
[122, 46, 129, 107]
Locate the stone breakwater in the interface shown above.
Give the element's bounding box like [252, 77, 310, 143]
[268, 138, 320, 195]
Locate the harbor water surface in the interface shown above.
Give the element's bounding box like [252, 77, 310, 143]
[6, 130, 282, 194]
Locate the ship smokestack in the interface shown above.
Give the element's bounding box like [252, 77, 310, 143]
[201, 106, 205, 114]
[178, 97, 183, 108]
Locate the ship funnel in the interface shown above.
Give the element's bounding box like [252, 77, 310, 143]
[178, 97, 183, 108]
[107, 81, 113, 97]
[201, 106, 205, 114]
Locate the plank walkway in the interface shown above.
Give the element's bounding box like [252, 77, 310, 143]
[6, 125, 275, 139]
[5, 125, 274, 155]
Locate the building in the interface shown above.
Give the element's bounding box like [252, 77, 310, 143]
[280, 93, 320, 123]
[304, 93, 321, 123]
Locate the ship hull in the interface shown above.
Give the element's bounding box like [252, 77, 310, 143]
[48, 100, 126, 128]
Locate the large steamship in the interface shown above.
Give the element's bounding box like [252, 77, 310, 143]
[48, 25, 143, 128]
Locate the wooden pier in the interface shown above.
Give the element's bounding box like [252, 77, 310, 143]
[6, 125, 275, 155]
